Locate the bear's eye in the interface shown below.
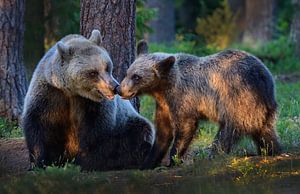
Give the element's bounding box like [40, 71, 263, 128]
[132, 74, 141, 82]
[87, 71, 99, 79]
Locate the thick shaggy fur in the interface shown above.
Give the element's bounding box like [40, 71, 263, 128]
[118, 41, 281, 169]
[22, 32, 154, 171]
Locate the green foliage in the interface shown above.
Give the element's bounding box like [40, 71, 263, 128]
[171, 154, 182, 167]
[195, 0, 238, 49]
[276, 82, 300, 148]
[149, 41, 216, 57]
[277, 0, 294, 35]
[136, 0, 157, 40]
[234, 36, 300, 74]
[140, 96, 155, 121]
[44, 0, 80, 49]
[175, 0, 222, 32]
[0, 118, 22, 138]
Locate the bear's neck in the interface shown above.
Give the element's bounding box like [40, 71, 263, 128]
[150, 85, 173, 109]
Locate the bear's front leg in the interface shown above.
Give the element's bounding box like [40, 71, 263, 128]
[75, 128, 100, 171]
[23, 111, 47, 169]
[169, 117, 198, 166]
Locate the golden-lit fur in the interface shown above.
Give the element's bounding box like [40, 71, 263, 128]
[119, 41, 281, 169]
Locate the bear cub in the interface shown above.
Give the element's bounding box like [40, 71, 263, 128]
[118, 40, 281, 169]
[22, 31, 155, 171]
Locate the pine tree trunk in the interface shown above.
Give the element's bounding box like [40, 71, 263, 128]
[243, 0, 277, 44]
[0, 0, 27, 122]
[24, 0, 45, 77]
[290, 0, 300, 57]
[80, 0, 139, 110]
[146, 0, 175, 43]
[228, 0, 246, 41]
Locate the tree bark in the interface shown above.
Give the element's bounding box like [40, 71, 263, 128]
[243, 0, 277, 44]
[80, 0, 139, 110]
[0, 0, 27, 122]
[228, 0, 246, 41]
[290, 0, 300, 57]
[24, 0, 45, 78]
[146, 0, 175, 43]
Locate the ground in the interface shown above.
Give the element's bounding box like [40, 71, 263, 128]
[0, 75, 299, 194]
[0, 138, 29, 175]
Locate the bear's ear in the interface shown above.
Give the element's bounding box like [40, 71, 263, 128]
[153, 56, 175, 77]
[89, 29, 102, 46]
[137, 40, 148, 56]
[57, 42, 72, 60]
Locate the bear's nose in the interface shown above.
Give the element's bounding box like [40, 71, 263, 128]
[113, 85, 121, 95]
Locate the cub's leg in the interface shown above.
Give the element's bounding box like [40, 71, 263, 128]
[169, 118, 198, 166]
[211, 122, 241, 156]
[252, 128, 282, 156]
[141, 106, 173, 170]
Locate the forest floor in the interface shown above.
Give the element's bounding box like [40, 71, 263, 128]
[0, 138, 29, 176]
[0, 141, 300, 194]
[0, 74, 299, 194]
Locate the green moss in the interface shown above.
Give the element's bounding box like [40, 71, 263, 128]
[0, 117, 22, 138]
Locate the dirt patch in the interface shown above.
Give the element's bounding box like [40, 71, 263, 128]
[0, 138, 30, 176]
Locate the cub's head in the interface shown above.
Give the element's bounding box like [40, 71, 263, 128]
[55, 29, 119, 101]
[118, 40, 175, 99]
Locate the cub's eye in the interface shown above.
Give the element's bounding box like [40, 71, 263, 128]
[87, 71, 99, 78]
[132, 74, 141, 82]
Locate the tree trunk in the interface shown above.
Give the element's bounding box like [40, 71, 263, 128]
[228, 0, 246, 42]
[146, 0, 175, 43]
[290, 0, 300, 57]
[24, 0, 45, 78]
[0, 0, 27, 122]
[243, 0, 277, 44]
[80, 0, 139, 110]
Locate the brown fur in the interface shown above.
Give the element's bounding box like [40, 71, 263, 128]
[118, 41, 281, 169]
[22, 32, 155, 171]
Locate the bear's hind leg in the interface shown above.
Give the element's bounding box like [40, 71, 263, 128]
[211, 122, 241, 156]
[252, 128, 282, 156]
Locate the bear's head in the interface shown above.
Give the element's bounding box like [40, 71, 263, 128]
[117, 40, 175, 99]
[54, 30, 119, 101]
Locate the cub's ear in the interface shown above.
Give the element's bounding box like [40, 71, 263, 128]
[57, 42, 73, 60]
[137, 40, 148, 56]
[153, 56, 175, 77]
[89, 29, 103, 46]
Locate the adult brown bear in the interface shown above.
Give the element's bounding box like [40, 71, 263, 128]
[22, 31, 155, 171]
